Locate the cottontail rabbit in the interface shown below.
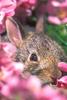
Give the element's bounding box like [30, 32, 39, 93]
[5, 16, 67, 84]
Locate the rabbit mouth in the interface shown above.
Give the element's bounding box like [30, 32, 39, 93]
[31, 67, 42, 75]
[23, 63, 42, 75]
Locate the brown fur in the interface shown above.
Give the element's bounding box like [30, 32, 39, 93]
[5, 17, 67, 84]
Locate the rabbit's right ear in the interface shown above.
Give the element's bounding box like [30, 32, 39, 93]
[6, 17, 23, 48]
[35, 15, 44, 33]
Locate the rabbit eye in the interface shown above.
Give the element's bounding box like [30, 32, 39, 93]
[30, 53, 38, 61]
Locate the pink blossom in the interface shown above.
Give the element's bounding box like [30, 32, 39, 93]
[0, 0, 16, 34]
[0, 11, 5, 33]
[0, 42, 16, 57]
[52, 0, 67, 7]
[15, 0, 37, 23]
[11, 62, 25, 73]
[0, 0, 16, 16]
[1, 84, 11, 97]
[0, 42, 25, 99]
[58, 62, 67, 72]
[57, 76, 67, 88]
[57, 62, 67, 89]
[38, 86, 59, 100]
[57, 62, 67, 88]
[47, 0, 67, 24]
[36, 85, 67, 100]
[48, 16, 61, 25]
[0, 42, 67, 99]
[51, 95, 67, 100]
[16, 0, 37, 9]
[0, 63, 24, 98]
[0, 0, 37, 34]
[0, 42, 16, 65]
[26, 75, 41, 96]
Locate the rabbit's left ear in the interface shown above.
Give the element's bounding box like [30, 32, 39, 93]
[35, 15, 44, 33]
[6, 17, 23, 48]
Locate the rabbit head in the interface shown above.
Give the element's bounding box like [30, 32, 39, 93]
[5, 16, 62, 84]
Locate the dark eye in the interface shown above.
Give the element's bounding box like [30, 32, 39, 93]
[30, 53, 38, 61]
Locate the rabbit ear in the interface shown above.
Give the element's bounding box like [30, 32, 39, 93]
[6, 17, 23, 47]
[36, 15, 44, 33]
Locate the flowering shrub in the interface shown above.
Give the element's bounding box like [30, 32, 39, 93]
[0, 0, 37, 34]
[57, 62, 67, 89]
[0, 42, 67, 100]
[15, 0, 37, 24]
[0, 0, 67, 33]
[0, 1, 67, 99]
[0, 0, 16, 34]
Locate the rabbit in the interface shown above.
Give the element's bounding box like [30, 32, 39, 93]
[5, 15, 67, 84]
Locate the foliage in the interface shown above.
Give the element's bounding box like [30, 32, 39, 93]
[45, 23, 67, 54]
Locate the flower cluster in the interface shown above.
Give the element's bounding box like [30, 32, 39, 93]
[47, 0, 67, 24]
[0, 0, 67, 34]
[0, 0, 37, 34]
[16, 0, 37, 17]
[0, 42, 67, 100]
[57, 62, 67, 88]
[0, 0, 16, 34]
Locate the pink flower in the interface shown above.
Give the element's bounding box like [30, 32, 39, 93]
[39, 86, 59, 100]
[57, 76, 67, 88]
[0, 0, 37, 33]
[36, 85, 67, 100]
[58, 62, 67, 72]
[0, 11, 5, 33]
[0, 42, 16, 65]
[0, 0, 16, 34]
[1, 84, 11, 97]
[0, 42, 25, 99]
[0, 42, 67, 99]
[0, 42, 16, 57]
[11, 62, 25, 73]
[47, 0, 67, 24]
[16, 0, 37, 9]
[0, 0, 16, 16]
[0, 63, 25, 98]
[51, 95, 67, 100]
[26, 75, 41, 96]
[52, 0, 67, 7]
[15, 0, 37, 24]
[57, 62, 67, 88]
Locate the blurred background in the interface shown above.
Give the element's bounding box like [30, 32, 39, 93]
[0, 0, 67, 54]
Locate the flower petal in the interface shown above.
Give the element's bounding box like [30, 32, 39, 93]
[48, 16, 61, 25]
[62, 18, 67, 24]
[58, 62, 67, 72]
[57, 76, 67, 88]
